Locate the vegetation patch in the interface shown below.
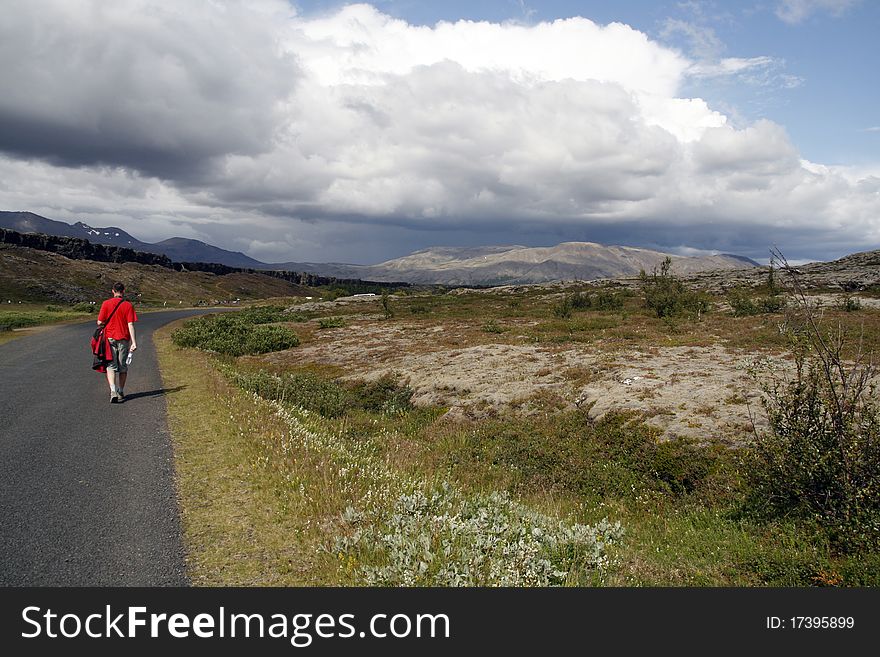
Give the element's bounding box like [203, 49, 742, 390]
[727, 288, 786, 316]
[438, 411, 729, 502]
[171, 311, 299, 356]
[318, 316, 346, 329]
[226, 367, 414, 419]
[334, 484, 622, 586]
[640, 257, 711, 321]
[0, 307, 91, 329]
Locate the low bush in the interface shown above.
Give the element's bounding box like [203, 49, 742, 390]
[227, 368, 350, 417]
[552, 296, 573, 319]
[321, 288, 350, 301]
[0, 310, 79, 329]
[564, 290, 625, 312]
[333, 483, 623, 586]
[640, 257, 711, 320]
[745, 357, 880, 550]
[442, 410, 728, 501]
[172, 314, 299, 356]
[349, 376, 415, 415]
[728, 288, 786, 316]
[592, 289, 626, 311]
[236, 305, 290, 324]
[71, 302, 95, 313]
[319, 317, 346, 329]
[569, 291, 592, 311]
[837, 294, 861, 312]
[228, 369, 413, 418]
[381, 291, 394, 319]
[482, 319, 505, 333]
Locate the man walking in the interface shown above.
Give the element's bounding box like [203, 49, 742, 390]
[96, 282, 138, 403]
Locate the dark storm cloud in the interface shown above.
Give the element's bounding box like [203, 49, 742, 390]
[0, 0, 299, 179]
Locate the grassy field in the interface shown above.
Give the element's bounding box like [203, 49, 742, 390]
[0, 304, 99, 344]
[157, 280, 880, 586]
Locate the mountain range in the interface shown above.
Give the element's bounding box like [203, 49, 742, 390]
[0, 211, 758, 285]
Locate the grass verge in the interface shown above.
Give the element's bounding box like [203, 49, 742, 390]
[0, 306, 95, 344]
[156, 322, 337, 584]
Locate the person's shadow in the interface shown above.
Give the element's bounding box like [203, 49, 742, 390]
[123, 386, 186, 401]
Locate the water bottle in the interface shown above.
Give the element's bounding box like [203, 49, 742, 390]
[126, 351, 133, 366]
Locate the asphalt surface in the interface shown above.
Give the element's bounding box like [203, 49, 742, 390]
[0, 309, 217, 585]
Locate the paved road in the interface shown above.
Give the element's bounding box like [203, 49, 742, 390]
[0, 309, 216, 585]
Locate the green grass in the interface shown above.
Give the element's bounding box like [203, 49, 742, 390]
[171, 311, 300, 356]
[0, 307, 91, 329]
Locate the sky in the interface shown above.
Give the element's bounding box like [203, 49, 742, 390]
[0, 0, 878, 265]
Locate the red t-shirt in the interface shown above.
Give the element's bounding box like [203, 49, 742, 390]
[97, 297, 138, 340]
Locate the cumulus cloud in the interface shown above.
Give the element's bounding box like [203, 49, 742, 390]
[0, 1, 877, 263]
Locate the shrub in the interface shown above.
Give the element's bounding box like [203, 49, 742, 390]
[482, 319, 505, 333]
[228, 369, 414, 418]
[0, 311, 72, 329]
[569, 291, 592, 310]
[350, 375, 415, 415]
[744, 251, 880, 550]
[639, 257, 710, 320]
[746, 357, 880, 550]
[728, 288, 786, 317]
[557, 289, 625, 314]
[592, 289, 625, 311]
[758, 294, 786, 313]
[172, 314, 299, 356]
[837, 294, 861, 312]
[45, 305, 64, 312]
[236, 304, 289, 324]
[552, 296, 573, 319]
[71, 302, 95, 313]
[380, 290, 394, 319]
[322, 287, 349, 301]
[227, 368, 351, 417]
[318, 316, 346, 329]
[333, 483, 623, 586]
[728, 289, 757, 316]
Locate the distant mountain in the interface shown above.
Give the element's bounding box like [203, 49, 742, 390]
[0, 211, 264, 268]
[300, 243, 759, 285]
[148, 237, 264, 268]
[0, 211, 145, 248]
[1, 211, 759, 285]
